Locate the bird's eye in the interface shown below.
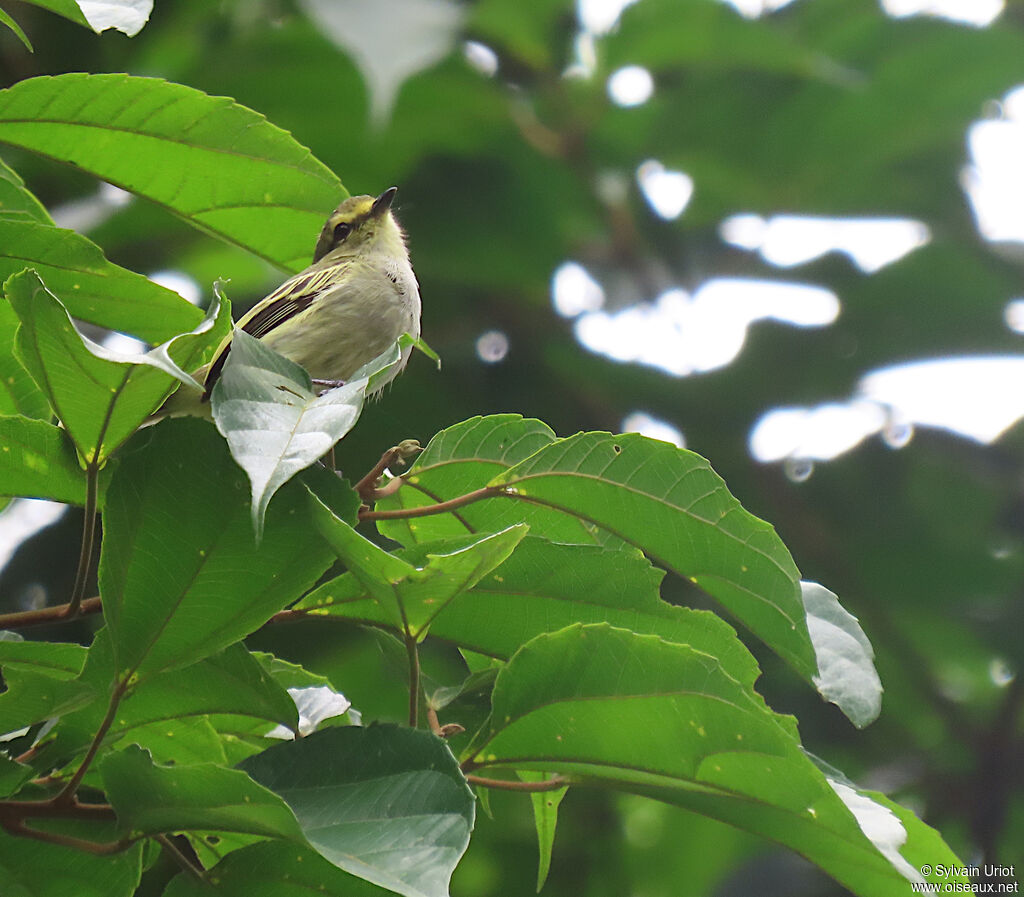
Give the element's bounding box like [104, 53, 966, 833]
[333, 222, 352, 242]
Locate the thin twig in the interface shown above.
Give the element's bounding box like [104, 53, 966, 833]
[156, 833, 208, 882]
[0, 819, 133, 854]
[360, 486, 504, 522]
[65, 465, 99, 618]
[0, 597, 102, 630]
[465, 774, 569, 793]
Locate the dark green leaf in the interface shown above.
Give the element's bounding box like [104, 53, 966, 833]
[521, 771, 567, 892]
[101, 745, 304, 839]
[0, 157, 51, 223]
[98, 418, 336, 682]
[0, 822, 142, 896]
[240, 725, 475, 897]
[164, 840, 395, 897]
[0, 74, 345, 271]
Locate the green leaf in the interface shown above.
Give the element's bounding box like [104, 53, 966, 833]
[306, 490, 529, 637]
[490, 431, 816, 678]
[0, 417, 86, 503]
[211, 330, 403, 539]
[375, 415, 598, 546]
[240, 725, 475, 897]
[98, 418, 336, 682]
[0, 299, 49, 419]
[7, 269, 228, 464]
[0, 219, 202, 343]
[521, 771, 567, 892]
[802, 581, 882, 728]
[0, 638, 86, 679]
[0, 157, 52, 224]
[0, 74, 345, 271]
[0, 666, 96, 740]
[469, 624, 963, 897]
[101, 745, 304, 840]
[0, 8, 31, 52]
[0, 822, 143, 897]
[15, 1, 90, 31]
[299, 536, 768, 702]
[164, 841, 396, 897]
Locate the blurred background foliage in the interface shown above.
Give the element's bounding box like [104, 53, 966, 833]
[1, 0, 1022, 894]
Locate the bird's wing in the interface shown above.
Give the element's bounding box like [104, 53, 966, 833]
[202, 262, 350, 398]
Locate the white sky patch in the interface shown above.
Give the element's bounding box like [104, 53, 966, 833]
[637, 160, 694, 220]
[148, 270, 202, 306]
[77, 0, 153, 36]
[1005, 299, 1024, 333]
[0, 500, 67, 574]
[551, 261, 606, 317]
[860, 357, 1024, 444]
[578, 0, 639, 34]
[880, 0, 1002, 27]
[573, 279, 839, 377]
[621, 411, 685, 447]
[720, 214, 931, 274]
[51, 182, 133, 234]
[750, 401, 888, 463]
[718, 0, 797, 17]
[963, 90, 1024, 243]
[750, 356, 1024, 465]
[608, 65, 654, 107]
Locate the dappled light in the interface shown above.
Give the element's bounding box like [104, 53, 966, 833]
[620, 410, 686, 447]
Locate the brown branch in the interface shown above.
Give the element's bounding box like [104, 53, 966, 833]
[354, 441, 423, 504]
[359, 485, 505, 522]
[465, 774, 569, 793]
[0, 799, 115, 821]
[0, 596, 102, 630]
[54, 678, 128, 806]
[0, 819, 132, 855]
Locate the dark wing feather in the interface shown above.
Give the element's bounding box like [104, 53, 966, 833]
[202, 264, 347, 398]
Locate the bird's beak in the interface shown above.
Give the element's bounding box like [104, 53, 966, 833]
[370, 186, 398, 218]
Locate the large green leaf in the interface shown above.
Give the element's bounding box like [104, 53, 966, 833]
[164, 841, 396, 897]
[305, 491, 528, 637]
[468, 625, 966, 897]
[0, 218, 203, 342]
[0, 416, 86, 503]
[98, 418, 338, 682]
[299, 536, 771, 702]
[0, 74, 345, 271]
[490, 431, 816, 677]
[101, 745, 304, 840]
[374, 415, 596, 546]
[240, 725, 475, 897]
[7, 269, 228, 464]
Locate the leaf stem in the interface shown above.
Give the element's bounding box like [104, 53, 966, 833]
[404, 631, 420, 728]
[360, 485, 504, 522]
[0, 819, 133, 855]
[156, 833, 208, 881]
[465, 774, 569, 793]
[54, 678, 128, 806]
[65, 463, 99, 617]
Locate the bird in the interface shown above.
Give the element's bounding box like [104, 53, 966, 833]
[160, 186, 420, 416]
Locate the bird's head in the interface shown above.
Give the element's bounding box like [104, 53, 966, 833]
[312, 186, 406, 263]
